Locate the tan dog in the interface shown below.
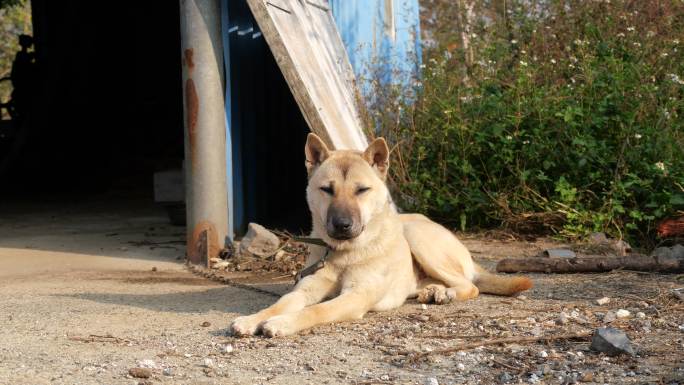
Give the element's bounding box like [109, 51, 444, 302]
[230, 134, 532, 337]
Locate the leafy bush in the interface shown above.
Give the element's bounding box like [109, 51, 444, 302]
[374, 0, 684, 246]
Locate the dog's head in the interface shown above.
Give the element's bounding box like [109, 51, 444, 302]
[304, 133, 391, 249]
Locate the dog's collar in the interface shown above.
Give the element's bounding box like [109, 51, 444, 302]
[293, 237, 331, 283]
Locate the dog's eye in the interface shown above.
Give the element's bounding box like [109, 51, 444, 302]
[320, 186, 334, 195]
[356, 187, 371, 195]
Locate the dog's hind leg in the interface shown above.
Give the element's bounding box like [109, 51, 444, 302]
[416, 276, 479, 304]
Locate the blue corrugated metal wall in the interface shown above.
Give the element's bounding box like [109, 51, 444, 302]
[330, 0, 422, 99]
[221, 0, 422, 239]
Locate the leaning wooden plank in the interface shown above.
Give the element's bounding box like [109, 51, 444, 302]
[496, 254, 684, 274]
[246, 0, 368, 151]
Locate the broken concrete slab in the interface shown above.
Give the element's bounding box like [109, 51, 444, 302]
[239, 223, 280, 258]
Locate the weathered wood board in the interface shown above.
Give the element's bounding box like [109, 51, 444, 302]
[246, 0, 368, 150]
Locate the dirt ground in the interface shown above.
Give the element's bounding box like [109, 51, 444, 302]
[1, 201, 683, 385]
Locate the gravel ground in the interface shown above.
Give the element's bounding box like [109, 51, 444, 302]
[1, 203, 683, 385]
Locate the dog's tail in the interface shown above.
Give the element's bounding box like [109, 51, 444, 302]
[473, 264, 532, 296]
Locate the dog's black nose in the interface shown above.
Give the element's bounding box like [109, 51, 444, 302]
[332, 216, 353, 232]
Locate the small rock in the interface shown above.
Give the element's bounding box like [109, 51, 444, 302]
[556, 312, 569, 325]
[239, 223, 280, 257]
[530, 325, 542, 337]
[203, 358, 214, 368]
[129, 368, 152, 379]
[603, 311, 617, 323]
[151, 266, 157, 272]
[200, 321, 211, 327]
[539, 350, 548, 358]
[380, 374, 390, 381]
[456, 363, 465, 371]
[616, 309, 631, 318]
[672, 288, 684, 302]
[424, 377, 439, 385]
[517, 295, 527, 301]
[579, 372, 593, 382]
[220, 344, 234, 354]
[636, 312, 646, 319]
[162, 368, 173, 376]
[211, 261, 230, 269]
[596, 297, 611, 306]
[499, 372, 513, 383]
[421, 304, 428, 310]
[136, 360, 157, 369]
[529, 373, 540, 383]
[539, 249, 576, 259]
[590, 327, 635, 356]
[588, 232, 609, 244]
[614, 239, 631, 256]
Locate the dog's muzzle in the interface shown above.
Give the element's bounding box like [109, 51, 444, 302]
[326, 205, 362, 240]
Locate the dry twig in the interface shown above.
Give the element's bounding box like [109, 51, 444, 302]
[409, 331, 592, 361]
[67, 334, 131, 344]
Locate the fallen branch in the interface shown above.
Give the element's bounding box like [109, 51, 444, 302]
[496, 254, 684, 274]
[409, 331, 592, 360]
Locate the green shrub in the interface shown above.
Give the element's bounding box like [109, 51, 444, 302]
[375, 0, 684, 247]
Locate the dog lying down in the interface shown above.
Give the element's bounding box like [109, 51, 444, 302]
[230, 134, 532, 337]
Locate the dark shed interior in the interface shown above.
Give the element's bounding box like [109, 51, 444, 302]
[0, 0, 310, 237]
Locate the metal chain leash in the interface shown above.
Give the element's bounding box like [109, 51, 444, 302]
[185, 262, 284, 298]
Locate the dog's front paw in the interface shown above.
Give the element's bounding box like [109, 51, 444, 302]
[261, 315, 298, 338]
[230, 315, 262, 336]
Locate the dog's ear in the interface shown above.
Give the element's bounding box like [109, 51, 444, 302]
[363, 137, 390, 179]
[305, 133, 330, 174]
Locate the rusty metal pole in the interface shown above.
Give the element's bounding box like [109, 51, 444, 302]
[180, 0, 229, 266]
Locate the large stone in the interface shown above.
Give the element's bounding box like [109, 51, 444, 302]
[239, 223, 280, 258]
[590, 327, 634, 356]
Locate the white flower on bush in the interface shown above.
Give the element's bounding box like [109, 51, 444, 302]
[661, 52, 669, 58]
[633, 42, 641, 47]
[627, 27, 635, 32]
[634, 133, 642, 139]
[550, 59, 557, 64]
[511, 39, 518, 44]
[617, 32, 625, 38]
[655, 162, 665, 171]
[668, 74, 684, 85]
[506, 135, 513, 140]
[522, 140, 530, 145]
[520, 60, 528, 67]
[674, 39, 680, 45]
